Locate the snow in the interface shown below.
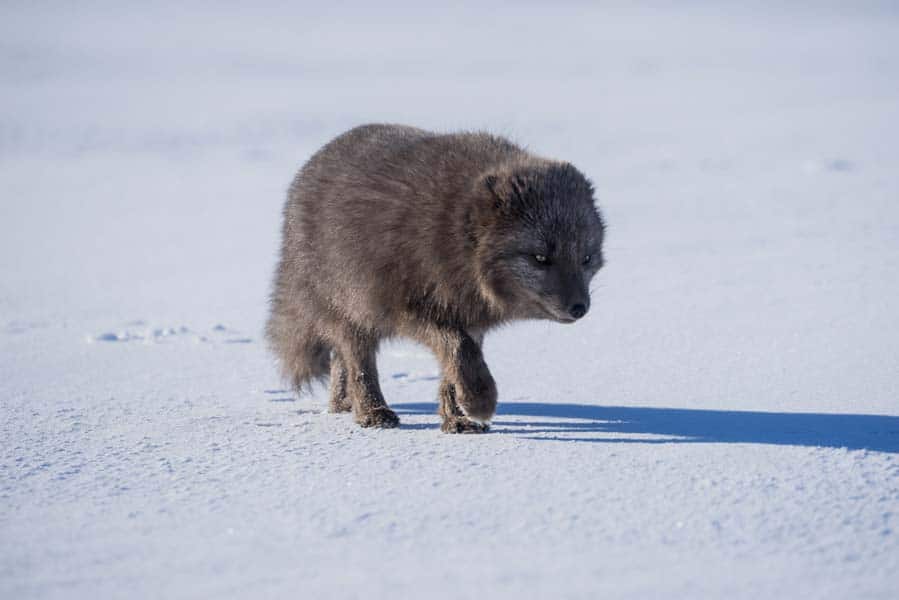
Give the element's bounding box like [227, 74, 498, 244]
[2, 1, 898, 598]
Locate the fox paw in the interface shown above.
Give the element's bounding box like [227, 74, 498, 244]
[455, 383, 497, 423]
[456, 360, 497, 422]
[356, 407, 400, 429]
[441, 416, 489, 434]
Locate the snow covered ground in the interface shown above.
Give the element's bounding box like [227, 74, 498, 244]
[2, 2, 898, 598]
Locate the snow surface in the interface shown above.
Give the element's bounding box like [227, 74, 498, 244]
[2, 2, 899, 598]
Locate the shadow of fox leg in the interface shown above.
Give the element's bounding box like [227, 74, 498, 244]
[426, 328, 496, 426]
[339, 335, 399, 429]
[328, 351, 352, 413]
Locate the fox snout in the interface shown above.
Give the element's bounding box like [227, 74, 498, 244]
[543, 283, 590, 323]
[568, 300, 589, 320]
[558, 296, 589, 322]
[559, 275, 591, 321]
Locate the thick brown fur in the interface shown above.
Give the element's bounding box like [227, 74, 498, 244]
[266, 124, 605, 432]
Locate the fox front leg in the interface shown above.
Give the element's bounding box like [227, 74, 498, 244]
[438, 379, 489, 433]
[429, 329, 496, 433]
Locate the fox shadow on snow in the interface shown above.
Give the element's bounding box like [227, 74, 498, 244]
[392, 402, 899, 453]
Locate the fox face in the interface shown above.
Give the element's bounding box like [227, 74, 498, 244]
[476, 163, 605, 322]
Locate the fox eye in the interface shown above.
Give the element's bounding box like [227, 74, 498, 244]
[583, 255, 592, 265]
[534, 254, 548, 264]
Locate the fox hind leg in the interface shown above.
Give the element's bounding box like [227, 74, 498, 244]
[336, 333, 399, 429]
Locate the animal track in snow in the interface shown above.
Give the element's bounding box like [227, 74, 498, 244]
[391, 371, 441, 383]
[87, 322, 254, 345]
[4, 320, 48, 335]
[802, 158, 856, 173]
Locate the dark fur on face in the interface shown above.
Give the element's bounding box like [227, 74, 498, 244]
[477, 163, 605, 323]
[266, 124, 605, 432]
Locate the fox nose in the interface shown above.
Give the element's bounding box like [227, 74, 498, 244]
[569, 303, 588, 319]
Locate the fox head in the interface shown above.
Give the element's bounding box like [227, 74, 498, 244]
[473, 161, 605, 323]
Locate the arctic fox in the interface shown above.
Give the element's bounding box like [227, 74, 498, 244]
[266, 124, 605, 433]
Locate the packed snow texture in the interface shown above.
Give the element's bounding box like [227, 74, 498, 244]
[2, 2, 898, 598]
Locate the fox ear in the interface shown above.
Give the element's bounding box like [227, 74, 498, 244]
[483, 173, 525, 210]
